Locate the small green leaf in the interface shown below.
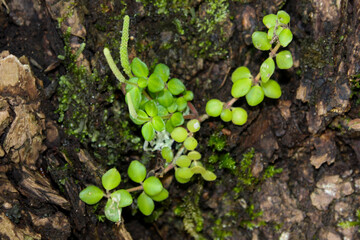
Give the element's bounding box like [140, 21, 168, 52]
[167, 101, 178, 113]
[232, 66, 251, 82]
[190, 162, 206, 174]
[175, 170, 191, 184]
[79, 186, 104, 205]
[151, 116, 165, 132]
[150, 188, 169, 202]
[252, 31, 272, 51]
[184, 136, 198, 150]
[171, 127, 188, 142]
[205, 99, 223, 117]
[157, 89, 174, 107]
[176, 167, 194, 179]
[138, 77, 148, 88]
[183, 90, 194, 101]
[276, 50, 293, 69]
[246, 85, 265, 106]
[161, 147, 173, 163]
[102, 168, 121, 191]
[231, 78, 252, 98]
[125, 77, 139, 92]
[104, 198, 122, 222]
[128, 160, 147, 183]
[157, 105, 169, 117]
[187, 151, 201, 160]
[201, 170, 217, 181]
[261, 79, 282, 99]
[220, 108, 232, 122]
[148, 73, 165, 93]
[187, 119, 200, 133]
[278, 28, 293, 47]
[176, 155, 191, 168]
[176, 97, 187, 112]
[153, 63, 170, 82]
[144, 100, 158, 117]
[260, 58, 275, 83]
[277, 10, 290, 24]
[263, 14, 277, 28]
[170, 112, 184, 127]
[168, 78, 186, 95]
[165, 120, 175, 133]
[231, 107, 248, 125]
[137, 192, 155, 216]
[142, 122, 155, 142]
[131, 57, 149, 78]
[111, 189, 133, 208]
[143, 176, 163, 196]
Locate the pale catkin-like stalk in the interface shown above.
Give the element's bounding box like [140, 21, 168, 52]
[103, 47, 126, 83]
[120, 15, 133, 78]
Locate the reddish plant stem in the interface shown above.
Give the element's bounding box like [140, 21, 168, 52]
[126, 185, 143, 193]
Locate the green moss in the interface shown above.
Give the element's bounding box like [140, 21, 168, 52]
[56, 28, 141, 165]
[211, 218, 233, 240]
[338, 209, 360, 231]
[240, 204, 266, 230]
[208, 132, 227, 151]
[174, 184, 205, 240]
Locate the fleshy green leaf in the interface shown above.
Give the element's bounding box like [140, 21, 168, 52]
[142, 122, 155, 142]
[231, 107, 248, 125]
[175, 169, 191, 184]
[151, 116, 165, 132]
[176, 167, 194, 179]
[148, 73, 165, 93]
[187, 119, 200, 133]
[187, 151, 201, 160]
[150, 188, 169, 202]
[143, 176, 163, 196]
[183, 90, 194, 101]
[201, 170, 217, 181]
[176, 155, 191, 168]
[168, 78, 186, 95]
[131, 57, 149, 78]
[205, 99, 223, 117]
[171, 127, 188, 142]
[277, 10, 290, 24]
[260, 58, 275, 83]
[184, 136, 198, 151]
[176, 97, 187, 112]
[127, 160, 147, 183]
[161, 147, 173, 163]
[144, 100, 158, 117]
[261, 79, 282, 99]
[276, 50, 293, 69]
[231, 66, 252, 82]
[111, 189, 133, 208]
[137, 192, 155, 216]
[220, 108, 232, 122]
[157, 89, 174, 107]
[130, 109, 149, 125]
[278, 28, 293, 47]
[153, 63, 170, 82]
[79, 186, 104, 205]
[245, 85, 265, 106]
[102, 168, 121, 191]
[231, 78, 252, 98]
[263, 14, 277, 28]
[170, 112, 184, 127]
[104, 199, 122, 222]
[252, 31, 272, 51]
